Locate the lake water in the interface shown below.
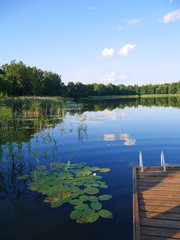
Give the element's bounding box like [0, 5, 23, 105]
[1, 97, 180, 240]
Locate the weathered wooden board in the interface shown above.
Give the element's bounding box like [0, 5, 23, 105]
[133, 167, 141, 240]
[140, 211, 180, 221]
[133, 166, 180, 240]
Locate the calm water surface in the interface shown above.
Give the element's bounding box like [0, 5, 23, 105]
[1, 97, 180, 240]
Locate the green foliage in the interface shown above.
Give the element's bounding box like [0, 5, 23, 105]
[1, 60, 180, 98]
[36, 165, 47, 170]
[99, 168, 111, 172]
[18, 161, 112, 224]
[75, 204, 89, 210]
[1, 60, 63, 97]
[90, 202, 102, 210]
[98, 209, 113, 218]
[17, 175, 30, 180]
[99, 195, 112, 201]
[0, 104, 13, 127]
[84, 187, 99, 195]
[70, 210, 83, 219]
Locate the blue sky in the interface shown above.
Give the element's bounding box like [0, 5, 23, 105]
[1, 0, 180, 86]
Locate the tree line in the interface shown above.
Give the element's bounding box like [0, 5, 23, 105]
[1, 60, 180, 98]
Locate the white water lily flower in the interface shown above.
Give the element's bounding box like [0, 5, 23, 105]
[93, 173, 96, 177]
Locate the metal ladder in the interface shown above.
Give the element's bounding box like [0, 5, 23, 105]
[139, 151, 166, 172]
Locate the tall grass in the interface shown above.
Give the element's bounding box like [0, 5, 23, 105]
[87, 95, 139, 100]
[140, 94, 180, 98]
[0, 104, 13, 127]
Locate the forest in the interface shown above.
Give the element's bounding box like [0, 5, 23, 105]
[0, 60, 180, 98]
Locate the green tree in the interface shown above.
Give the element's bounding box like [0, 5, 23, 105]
[168, 83, 177, 94]
[93, 84, 106, 96]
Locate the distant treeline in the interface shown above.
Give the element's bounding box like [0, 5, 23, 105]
[0, 60, 180, 98]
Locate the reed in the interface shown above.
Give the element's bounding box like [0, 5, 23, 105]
[0, 104, 13, 127]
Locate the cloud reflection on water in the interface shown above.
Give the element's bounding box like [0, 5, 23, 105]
[104, 133, 136, 145]
[101, 109, 130, 120]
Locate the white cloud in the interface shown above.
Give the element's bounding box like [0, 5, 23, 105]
[88, 6, 98, 10]
[100, 72, 130, 84]
[100, 72, 116, 83]
[169, 0, 173, 3]
[161, 8, 180, 22]
[118, 44, 136, 56]
[120, 73, 129, 80]
[125, 19, 141, 25]
[101, 48, 115, 58]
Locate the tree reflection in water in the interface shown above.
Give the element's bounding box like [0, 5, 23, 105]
[0, 96, 180, 217]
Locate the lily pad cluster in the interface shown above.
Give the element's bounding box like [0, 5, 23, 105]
[18, 162, 112, 223]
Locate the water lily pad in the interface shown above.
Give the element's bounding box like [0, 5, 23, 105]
[62, 197, 72, 204]
[70, 186, 80, 193]
[76, 215, 89, 224]
[18, 175, 30, 180]
[84, 187, 99, 195]
[82, 170, 92, 175]
[30, 186, 39, 191]
[83, 208, 95, 216]
[95, 176, 102, 180]
[44, 197, 58, 204]
[99, 195, 112, 201]
[84, 184, 92, 188]
[50, 162, 64, 168]
[72, 163, 86, 168]
[30, 171, 42, 178]
[75, 204, 89, 210]
[71, 192, 79, 198]
[61, 192, 72, 199]
[91, 183, 99, 187]
[70, 199, 83, 205]
[76, 182, 84, 187]
[89, 196, 99, 202]
[88, 213, 99, 223]
[89, 167, 100, 171]
[36, 165, 47, 170]
[50, 199, 64, 208]
[70, 210, 83, 219]
[76, 211, 99, 224]
[99, 209, 113, 218]
[79, 195, 89, 201]
[26, 161, 112, 224]
[79, 190, 85, 195]
[99, 184, 108, 189]
[90, 202, 102, 210]
[99, 168, 110, 173]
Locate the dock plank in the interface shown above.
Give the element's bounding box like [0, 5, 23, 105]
[141, 227, 180, 238]
[133, 166, 180, 240]
[140, 211, 180, 221]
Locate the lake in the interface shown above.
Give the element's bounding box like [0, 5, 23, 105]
[1, 97, 180, 240]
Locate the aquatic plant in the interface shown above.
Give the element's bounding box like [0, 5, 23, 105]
[18, 162, 113, 224]
[0, 104, 13, 127]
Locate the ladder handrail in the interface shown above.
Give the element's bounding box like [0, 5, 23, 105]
[139, 151, 144, 172]
[161, 151, 167, 172]
[139, 151, 167, 172]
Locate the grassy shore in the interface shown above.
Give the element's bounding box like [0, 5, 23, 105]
[87, 94, 180, 100]
[140, 94, 180, 98]
[87, 95, 139, 100]
[1, 94, 180, 101]
[0, 96, 74, 101]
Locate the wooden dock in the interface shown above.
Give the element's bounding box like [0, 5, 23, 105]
[133, 166, 180, 240]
